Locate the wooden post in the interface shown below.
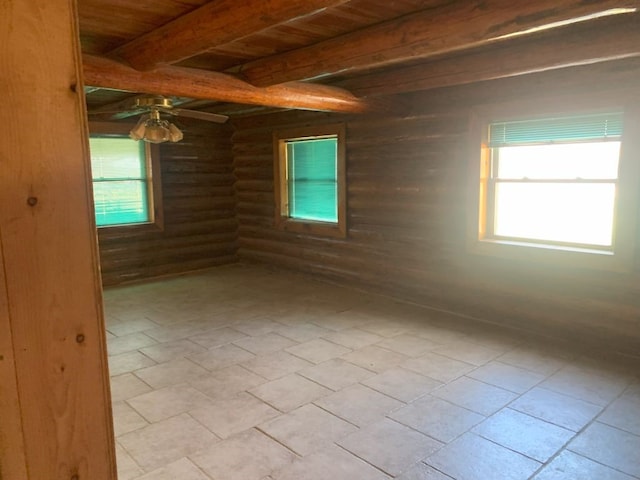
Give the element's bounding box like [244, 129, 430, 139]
[0, 1, 116, 479]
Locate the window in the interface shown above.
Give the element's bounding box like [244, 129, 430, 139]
[274, 124, 346, 237]
[469, 108, 638, 270]
[88, 124, 162, 230]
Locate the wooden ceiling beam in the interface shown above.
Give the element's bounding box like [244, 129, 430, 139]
[239, 0, 637, 86]
[110, 0, 350, 71]
[82, 54, 374, 114]
[337, 13, 640, 97]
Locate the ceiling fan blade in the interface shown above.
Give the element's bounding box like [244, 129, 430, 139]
[170, 108, 229, 123]
[88, 108, 147, 120]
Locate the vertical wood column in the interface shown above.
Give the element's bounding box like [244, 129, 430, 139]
[0, 1, 116, 479]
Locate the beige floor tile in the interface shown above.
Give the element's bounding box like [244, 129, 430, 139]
[109, 351, 157, 377]
[431, 339, 502, 366]
[396, 462, 454, 480]
[190, 364, 267, 399]
[285, 338, 351, 364]
[499, 346, 569, 376]
[412, 325, 465, 345]
[598, 395, 640, 435]
[341, 345, 409, 373]
[135, 457, 210, 480]
[250, 373, 332, 412]
[624, 382, 640, 401]
[533, 451, 636, 480]
[568, 422, 640, 477]
[276, 323, 332, 342]
[127, 384, 213, 423]
[139, 339, 206, 363]
[259, 403, 357, 455]
[431, 376, 518, 416]
[402, 352, 474, 383]
[133, 358, 210, 389]
[115, 442, 144, 480]
[461, 331, 523, 351]
[510, 387, 602, 431]
[363, 367, 443, 402]
[377, 334, 439, 357]
[233, 332, 297, 356]
[299, 358, 374, 391]
[241, 351, 314, 380]
[473, 408, 574, 462]
[539, 364, 629, 406]
[274, 444, 391, 480]
[315, 384, 403, 427]
[427, 432, 540, 480]
[112, 401, 149, 437]
[233, 318, 284, 337]
[338, 418, 442, 476]
[188, 326, 247, 349]
[191, 428, 296, 480]
[190, 392, 279, 438]
[467, 361, 546, 394]
[111, 373, 153, 402]
[390, 395, 484, 443]
[188, 344, 255, 371]
[360, 320, 410, 338]
[144, 321, 214, 343]
[104, 266, 640, 480]
[107, 318, 160, 337]
[312, 309, 373, 331]
[118, 413, 218, 472]
[322, 328, 384, 349]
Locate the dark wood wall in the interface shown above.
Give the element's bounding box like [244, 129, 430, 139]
[232, 59, 640, 355]
[98, 122, 238, 286]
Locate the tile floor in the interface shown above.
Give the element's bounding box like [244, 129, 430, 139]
[104, 264, 640, 480]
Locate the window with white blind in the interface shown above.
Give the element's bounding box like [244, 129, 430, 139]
[469, 108, 638, 270]
[274, 124, 346, 237]
[89, 136, 154, 227]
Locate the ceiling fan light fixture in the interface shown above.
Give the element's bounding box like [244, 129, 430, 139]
[128, 109, 183, 143]
[144, 120, 170, 143]
[168, 123, 184, 142]
[129, 114, 148, 141]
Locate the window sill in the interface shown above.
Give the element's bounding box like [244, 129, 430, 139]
[97, 221, 164, 239]
[277, 217, 346, 238]
[467, 237, 628, 272]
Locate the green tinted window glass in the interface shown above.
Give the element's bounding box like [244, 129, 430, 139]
[489, 112, 623, 146]
[89, 137, 149, 226]
[286, 137, 337, 223]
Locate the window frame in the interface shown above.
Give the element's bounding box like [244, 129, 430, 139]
[89, 121, 164, 233]
[467, 101, 640, 272]
[273, 123, 346, 238]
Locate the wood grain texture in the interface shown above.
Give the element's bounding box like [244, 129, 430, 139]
[0, 0, 116, 478]
[111, 0, 351, 70]
[232, 61, 640, 356]
[239, 0, 637, 86]
[338, 13, 640, 97]
[98, 122, 239, 286]
[82, 54, 375, 114]
[0, 253, 27, 480]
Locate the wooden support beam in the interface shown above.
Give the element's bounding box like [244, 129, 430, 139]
[239, 0, 637, 86]
[337, 13, 640, 97]
[0, 0, 116, 478]
[83, 54, 375, 114]
[111, 0, 349, 71]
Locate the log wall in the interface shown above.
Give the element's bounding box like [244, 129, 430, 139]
[232, 60, 640, 355]
[98, 121, 238, 286]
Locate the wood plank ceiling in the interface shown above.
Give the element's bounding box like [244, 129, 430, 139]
[79, 0, 640, 117]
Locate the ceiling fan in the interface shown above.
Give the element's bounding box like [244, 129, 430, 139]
[88, 95, 229, 143]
